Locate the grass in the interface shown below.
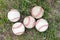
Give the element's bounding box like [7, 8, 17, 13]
[0, 0, 60, 40]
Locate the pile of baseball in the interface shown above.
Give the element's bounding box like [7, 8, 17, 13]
[7, 6, 48, 35]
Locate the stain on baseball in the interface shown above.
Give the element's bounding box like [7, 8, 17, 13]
[35, 18, 48, 32]
[31, 6, 44, 19]
[7, 9, 20, 22]
[12, 22, 25, 35]
[23, 16, 35, 29]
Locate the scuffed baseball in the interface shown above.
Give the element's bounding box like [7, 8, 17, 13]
[7, 9, 20, 22]
[12, 22, 25, 35]
[35, 18, 48, 32]
[23, 16, 35, 29]
[31, 6, 44, 19]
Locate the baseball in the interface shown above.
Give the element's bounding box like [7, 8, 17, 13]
[12, 22, 25, 35]
[23, 16, 35, 29]
[31, 6, 44, 19]
[7, 9, 20, 22]
[35, 18, 48, 32]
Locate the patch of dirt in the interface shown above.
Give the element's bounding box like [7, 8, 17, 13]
[0, 34, 5, 40]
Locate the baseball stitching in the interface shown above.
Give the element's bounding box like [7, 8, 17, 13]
[35, 7, 43, 17]
[15, 32, 24, 35]
[38, 24, 48, 30]
[12, 23, 22, 29]
[31, 7, 43, 18]
[11, 17, 20, 21]
[24, 16, 30, 27]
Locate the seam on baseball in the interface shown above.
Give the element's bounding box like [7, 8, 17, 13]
[38, 24, 48, 30]
[15, 32, 24, 35]
[11, 17, 20, 20]
[12, 23, 22, 29]
[31, 7, 43, 18]
[35, 7, 43, 17]
[25, 16, 30, 27]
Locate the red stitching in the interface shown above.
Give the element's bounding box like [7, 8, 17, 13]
[31, 7, 43, 18]
[12, 23, 22, 29]
[38, 24, 48, 30]
[15, 32, 24, 35]
[25, 16, 30, 26]
[11, 17, 20, 20]
[35, 7, 43, 17]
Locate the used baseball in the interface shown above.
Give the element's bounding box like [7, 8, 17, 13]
[12, 22, 25, 35]
[35, 18, 48, 32]
[7, 9, 20, 22]
[31, 6, 44, 19]
[23, 16, 35, 29]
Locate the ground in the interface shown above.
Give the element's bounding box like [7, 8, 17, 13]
[0, 0, 60, 40]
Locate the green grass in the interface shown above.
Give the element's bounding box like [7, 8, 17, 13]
[0, 0, 59, 40]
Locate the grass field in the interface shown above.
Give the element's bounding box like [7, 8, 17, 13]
[0, 0, 60, 40]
